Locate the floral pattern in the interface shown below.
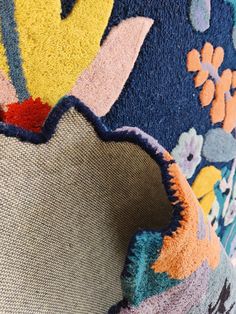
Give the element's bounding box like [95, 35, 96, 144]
[189, 162, 236, 263]
[195, 166, 236, 258]
[171, 128, 203, 179]
[187, 42, 236, 132]
[172, 41, 236, 265]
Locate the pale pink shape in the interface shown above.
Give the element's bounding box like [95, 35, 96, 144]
[70, 17, 154, 117]
[0, 70, 18, 110]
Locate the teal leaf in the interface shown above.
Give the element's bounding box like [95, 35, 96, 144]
[121, 231, 180, 306]
[203, 128, 236, 162]
[225, 0, 236, 49]
[190, 0, 211, 32]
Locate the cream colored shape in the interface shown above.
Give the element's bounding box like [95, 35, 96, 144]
[70, 17, 154, 116]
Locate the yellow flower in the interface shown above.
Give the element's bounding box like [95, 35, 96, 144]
[0, 0, 114, 105]
[192, 166, 222, 216]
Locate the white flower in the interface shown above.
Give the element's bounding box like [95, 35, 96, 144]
[224, 200, 236, 226]
[172, 128, 203, 179]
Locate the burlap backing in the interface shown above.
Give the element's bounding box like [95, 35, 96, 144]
[0, 108, 172, 313]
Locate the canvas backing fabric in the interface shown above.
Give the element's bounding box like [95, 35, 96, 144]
[0, 108, 172, 313]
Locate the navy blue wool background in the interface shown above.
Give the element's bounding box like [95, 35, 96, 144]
[99, 0, 236, 182]
[55, 0, 235, 183]
[102, 0, 235, 148]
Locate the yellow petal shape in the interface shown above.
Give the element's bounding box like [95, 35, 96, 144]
[192, 166, 221, 199]
[199, 190, 216, 216]
[14, 0, 114, 104]
[0, 33, 9, 77]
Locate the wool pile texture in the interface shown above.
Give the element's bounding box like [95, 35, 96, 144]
[0, 0, 235, 313]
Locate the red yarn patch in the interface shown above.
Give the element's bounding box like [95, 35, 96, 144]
[0, 97, 51, 133]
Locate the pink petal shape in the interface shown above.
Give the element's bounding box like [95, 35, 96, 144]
[0, 70, 18, 110]
[70, 17, 154, 117]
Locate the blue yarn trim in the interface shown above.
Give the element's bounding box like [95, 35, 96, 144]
[108, 300, 128, 314]
[0, 0, 29, 101]
[0, 95, 185, 237]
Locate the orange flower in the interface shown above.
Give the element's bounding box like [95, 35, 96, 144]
[187, 42, 236, 133]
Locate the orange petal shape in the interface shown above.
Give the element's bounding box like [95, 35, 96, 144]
[223, 92, 236, 133]
[232, 71, 236, 89]
[199, 79, 215, 106]
[151, 163, 220, 280]
[212, 47, 224, 69]
[194, 70, 209, 87]
[201, 42, 214, 63]
[210, 96, 225, 124]
[220, 69, 232, 92]
[210, 70, 232, 123]
[187, 49, 201, 72]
